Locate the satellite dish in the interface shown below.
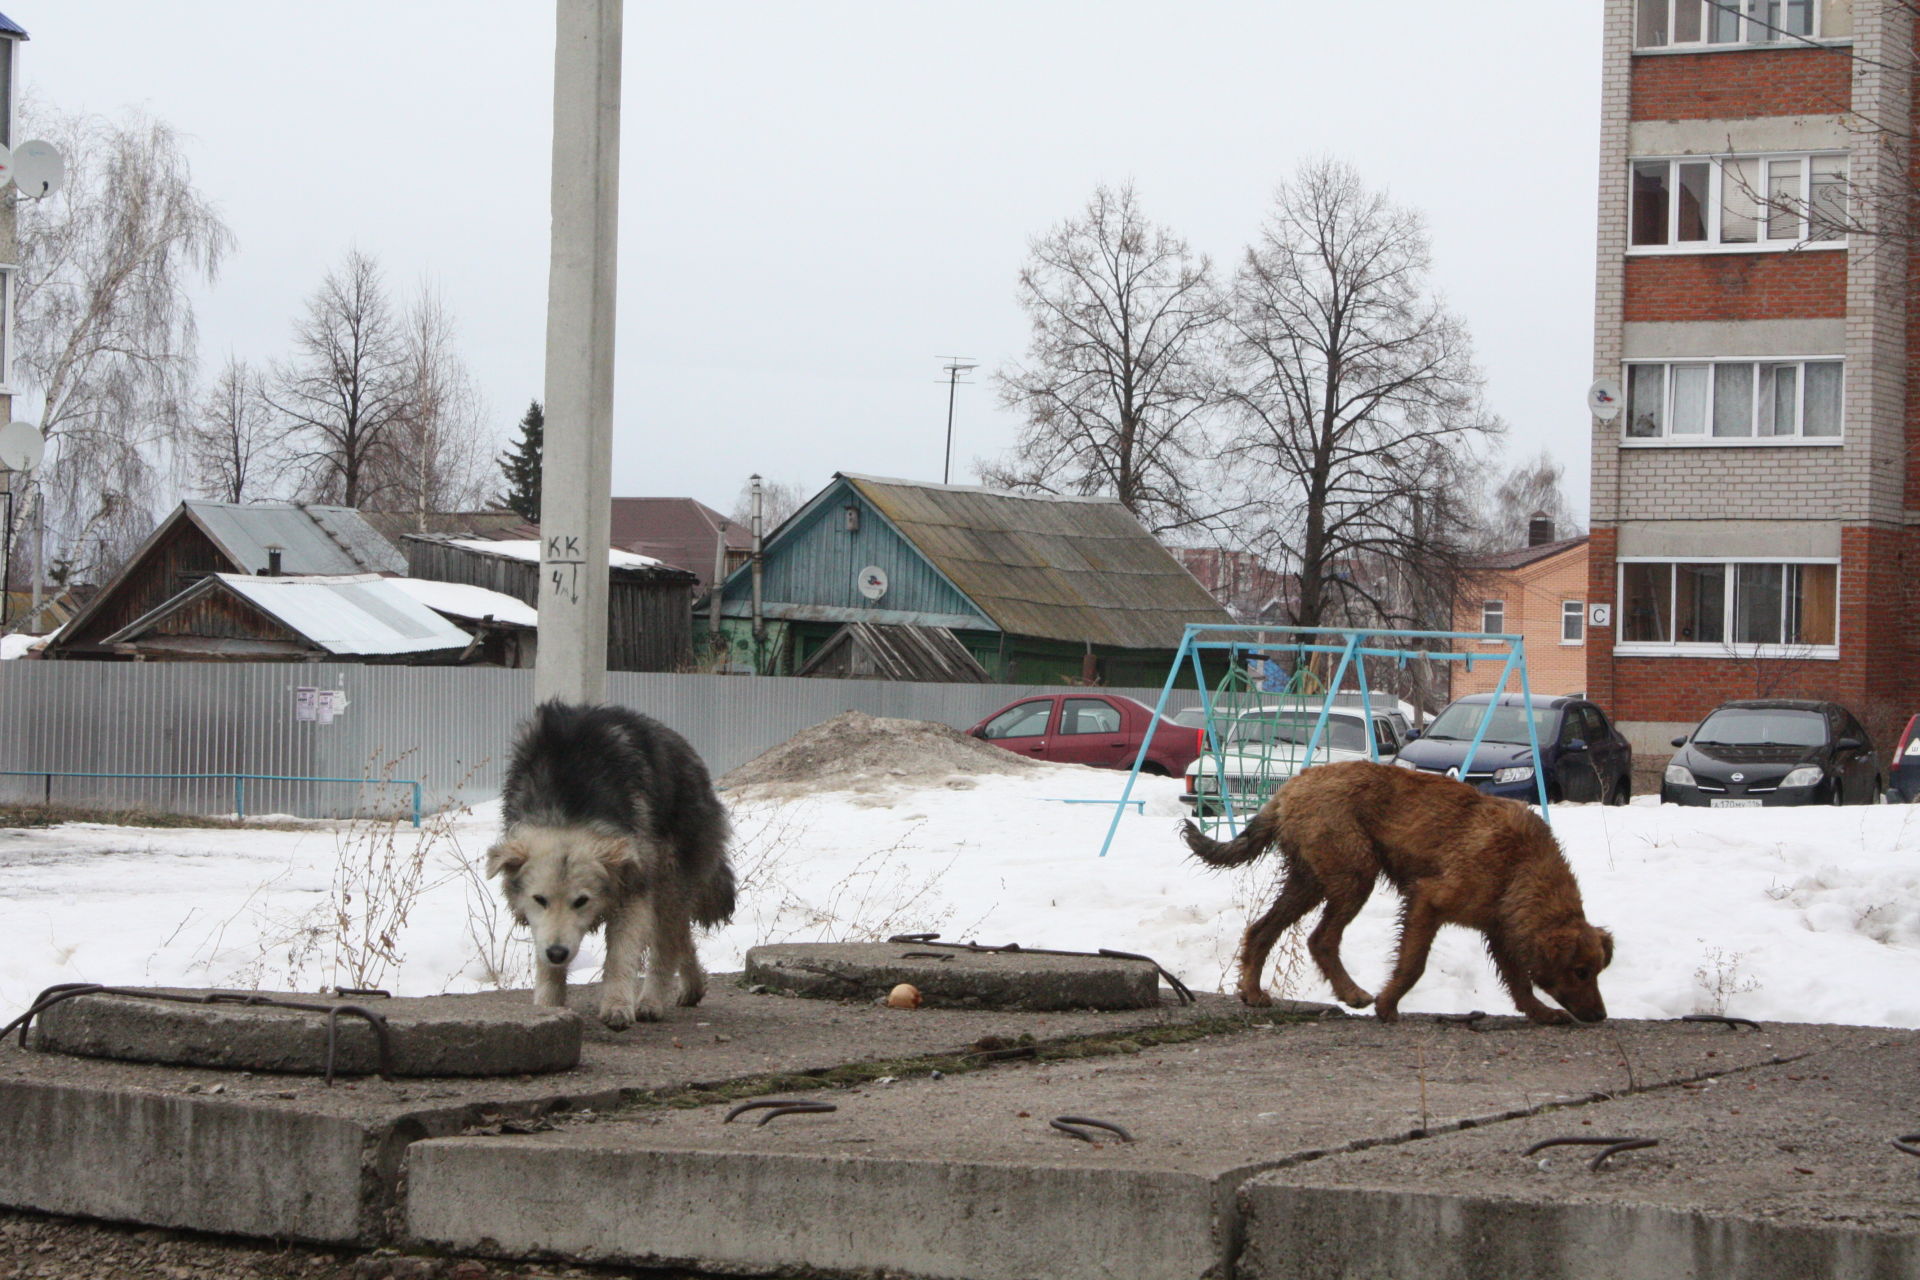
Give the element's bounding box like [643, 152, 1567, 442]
[0, 144, 13, 190]
[11, 140, 65, 199]
[1587, 377, 1624, 422]
[0, 421, 45, 473]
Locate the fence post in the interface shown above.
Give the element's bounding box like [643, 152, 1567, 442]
[411, 782, 422, 829]
[234, 775, 246, 822]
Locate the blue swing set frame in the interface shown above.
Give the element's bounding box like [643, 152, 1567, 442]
[1098, 623, 1551, 858]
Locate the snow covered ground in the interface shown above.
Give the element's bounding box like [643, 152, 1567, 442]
[3, 764, 1918, 1028]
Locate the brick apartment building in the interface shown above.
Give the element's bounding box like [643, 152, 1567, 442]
[1588, 0, 1915, 754]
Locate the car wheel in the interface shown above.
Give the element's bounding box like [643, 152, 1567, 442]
[1607, 774, 1630, 806]
[1829, 781, 1845, 807]
[1875, 778, 1890, 805]
[1139, 762, 1168, 778]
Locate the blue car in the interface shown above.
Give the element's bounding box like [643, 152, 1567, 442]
[1394, 693, 1633, 805]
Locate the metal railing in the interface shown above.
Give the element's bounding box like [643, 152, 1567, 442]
[0, 771, 424, 827]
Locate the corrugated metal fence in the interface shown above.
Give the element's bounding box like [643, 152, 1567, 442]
[0, 664, 1201, 818]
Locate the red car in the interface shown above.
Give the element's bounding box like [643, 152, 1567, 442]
[967, 693, 1203, 776]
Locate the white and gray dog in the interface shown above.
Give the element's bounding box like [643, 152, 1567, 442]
[488, 701, 736, 1028]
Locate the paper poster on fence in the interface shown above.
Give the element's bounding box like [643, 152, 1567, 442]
[295, 686, 319, 722]
[315, 689, 341, 725]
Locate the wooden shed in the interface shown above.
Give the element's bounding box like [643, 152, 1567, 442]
[44, 502, 406, 661]
[100, 574, 477, 663]
[402, 535, 696, 672]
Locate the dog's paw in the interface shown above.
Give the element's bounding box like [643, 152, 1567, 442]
[598, 1003, 634, 1031]
[676, 985, 705, 1007]
[1237, 987, 1273, 1008]
[634, 998, 665, 1023]
[1340, 991, 1376, 1010]
[1527, 1008, 1576, 1026]
[1374, 1002, 1400, 1022]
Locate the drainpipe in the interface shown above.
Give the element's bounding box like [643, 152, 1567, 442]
[710, 517, 729, 659]
[30, 480, 42, 621]
[749, 474, 765, 664]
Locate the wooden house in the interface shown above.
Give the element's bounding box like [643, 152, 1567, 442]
[401, 535, 696, 672]
[708, 474, 1233, 685]
[43, 502, 406, 661]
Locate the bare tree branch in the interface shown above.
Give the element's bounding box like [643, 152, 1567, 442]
[13, 100, 233, 582]
[1219, 157, 1501, 636]
[986, 183, 1224, 533]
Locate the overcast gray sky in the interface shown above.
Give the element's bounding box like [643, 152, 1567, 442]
[18, 2, 1602, 525]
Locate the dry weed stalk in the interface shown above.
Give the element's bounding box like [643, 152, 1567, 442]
[727, 798, 959, 945]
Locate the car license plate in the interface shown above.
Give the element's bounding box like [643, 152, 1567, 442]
[1709, 798, 1762, 809]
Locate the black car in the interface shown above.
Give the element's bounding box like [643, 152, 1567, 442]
[1392, 693, 1634, 805]
[1662, 699, 1885, 808]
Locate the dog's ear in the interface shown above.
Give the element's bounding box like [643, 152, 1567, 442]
[1596, 927, 1615, 969]
[486, 839, 527, 879]
[594, 835, 648, 896]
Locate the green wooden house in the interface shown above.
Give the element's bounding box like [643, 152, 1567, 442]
[707, 474, 1233, 686]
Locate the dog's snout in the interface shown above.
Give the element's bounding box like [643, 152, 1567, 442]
[545, 944, 571, 965]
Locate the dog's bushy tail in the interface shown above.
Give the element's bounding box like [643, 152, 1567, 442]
[1181, 802, 1283, 868]
[692, 859, 736, 928]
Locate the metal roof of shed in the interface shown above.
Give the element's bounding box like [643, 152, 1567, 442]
[0, 12, 27, 37]
[837, 474, 1231, 650]
[105, 574, 472, 656]
[184, 501, 406, 576]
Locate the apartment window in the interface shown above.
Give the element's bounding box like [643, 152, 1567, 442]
[1631, 154, 1845, 251]
[1481, 601, 1505, 635]
[1561, 601, 1584, 644]
[1623, 358, 1841, 442]
[1636, 0, 1816, 48]
[1619, 559, 1837, 653]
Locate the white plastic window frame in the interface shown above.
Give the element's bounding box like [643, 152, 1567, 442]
[1480, 600, 1505, 641]
[1620, 357, 1842, 445]
[1613, 555, 1839, 659]
[1634, 0, 1820, 50]
[1628, 153, 1846, 255]
[1561, 601, 1585, 645]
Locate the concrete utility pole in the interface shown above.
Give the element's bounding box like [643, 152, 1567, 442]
[536, 0, 623, 707]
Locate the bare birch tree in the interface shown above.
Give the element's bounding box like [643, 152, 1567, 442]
[986, 183, 1223, 533]
[266, 250, 412, 509]
[185, 356, 284, 503]
[1220, 158, 1499, 633]
[1484, 449, 1581, 551]
[375, 285, 495, 527]
[12, 102, 233, 581]
[731, 477, 807, 531]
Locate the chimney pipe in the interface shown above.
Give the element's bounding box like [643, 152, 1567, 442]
[710, 517, 729, 662]
[749, 475, 765, 655]
[264, 545, 284, 576]
[1527, 512, 1553, 547]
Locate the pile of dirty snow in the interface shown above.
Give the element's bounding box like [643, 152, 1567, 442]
[718, 710, 1042, 799]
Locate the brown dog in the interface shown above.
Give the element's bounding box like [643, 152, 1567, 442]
[1183, 760, 1613, 1024]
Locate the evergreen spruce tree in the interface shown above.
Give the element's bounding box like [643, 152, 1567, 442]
[497, 400, 544, 521]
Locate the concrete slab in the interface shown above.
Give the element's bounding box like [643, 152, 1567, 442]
[1237, 1033, 1920, 1280]
[405, 1015, 1871, 1279]
[0, 977, 1239, 1245]
[745, 941, 1162, 1010]
[28, 988, 581, 1077]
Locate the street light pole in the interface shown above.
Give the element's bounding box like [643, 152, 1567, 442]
[940, 357, 978, 485]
